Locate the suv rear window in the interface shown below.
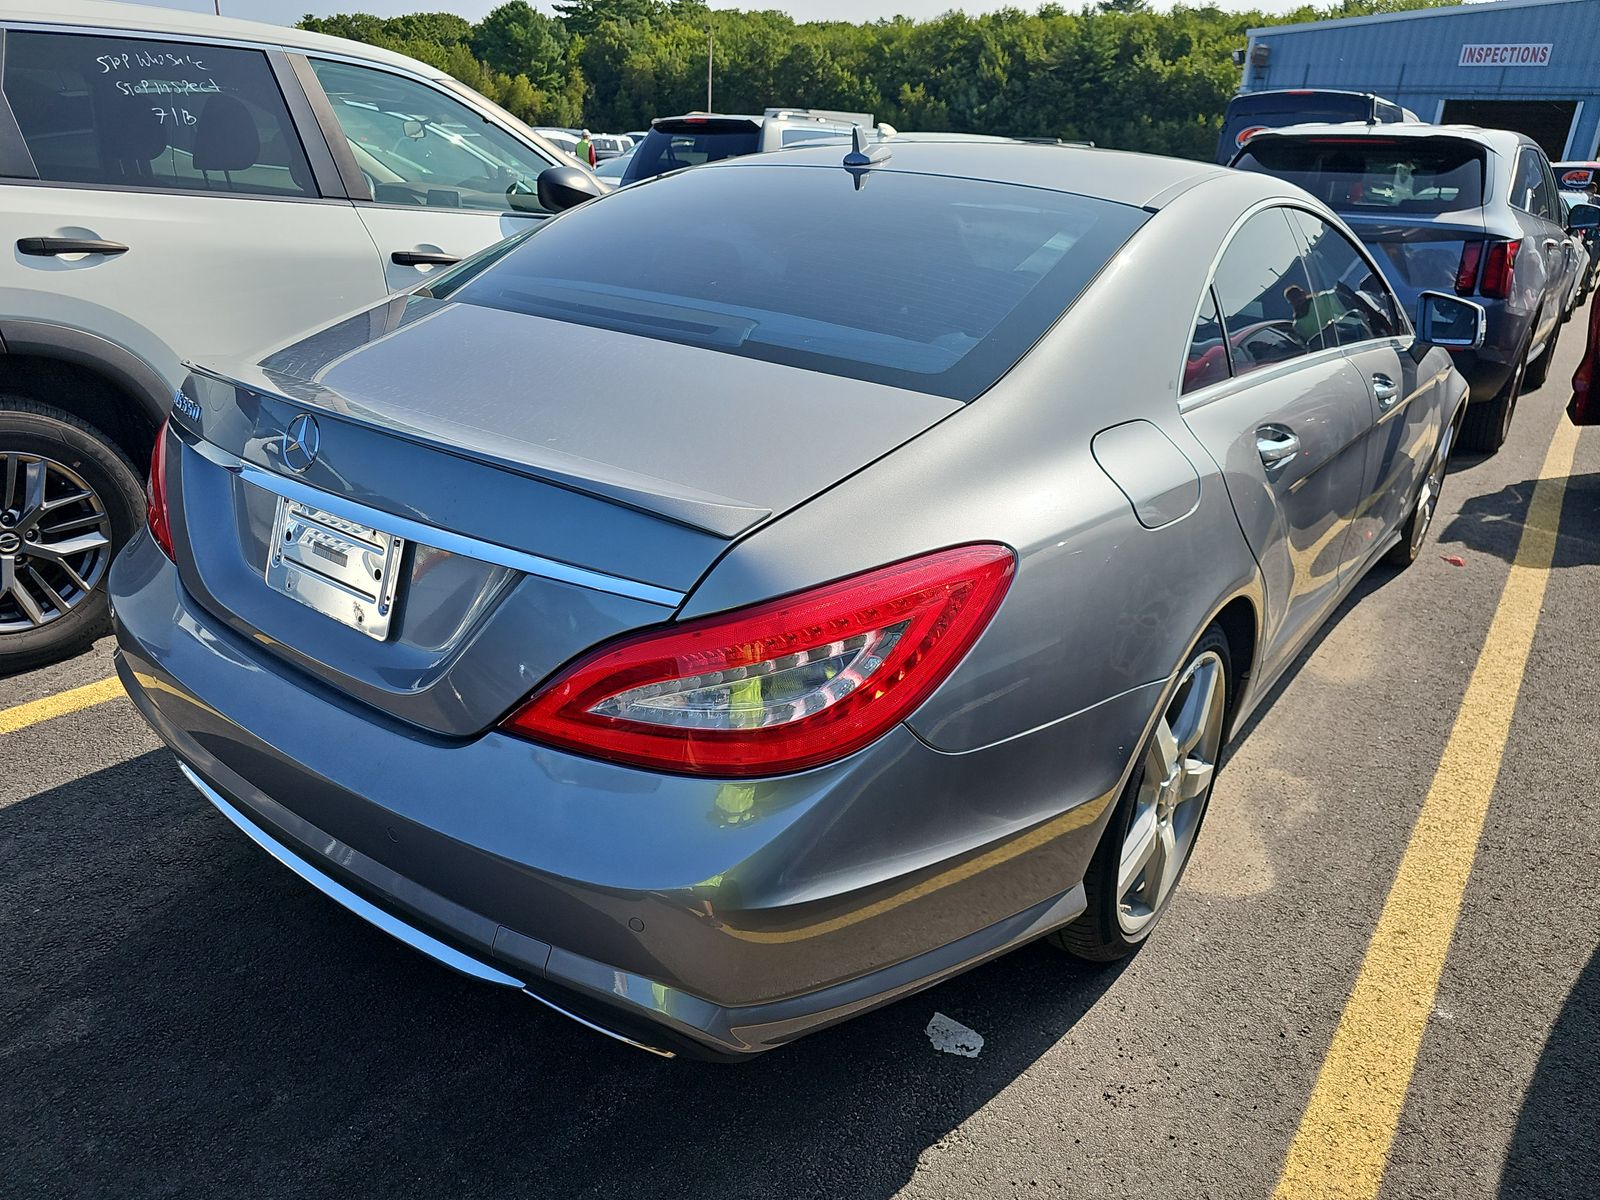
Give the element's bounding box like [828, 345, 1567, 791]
[622, 126, 759, 182]
[443, 164, 1147, 400]
[1235, 138, 1485, 213]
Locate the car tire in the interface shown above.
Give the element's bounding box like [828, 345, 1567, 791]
[0, 399, 145, 674]
[1050, 625, 1233, 962]
[1523, 318, 1560, 391]
[1459, 336, 1530, 455]
[1385, 406, 1461, 569]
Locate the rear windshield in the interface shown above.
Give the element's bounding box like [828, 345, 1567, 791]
[442, 164, 1147, 400]
[1235, 138, 1485, 213]
[1228, 93, 1374, 120]
[623, 127, 759, 183]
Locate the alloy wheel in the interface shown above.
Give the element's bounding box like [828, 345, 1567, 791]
[1410, 419, 1455, 555]
[1116, 650, 1228, 937]
[0, 451, 114, 634]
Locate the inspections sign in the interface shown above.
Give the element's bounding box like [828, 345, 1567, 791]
[1459, 43, 1552, 67]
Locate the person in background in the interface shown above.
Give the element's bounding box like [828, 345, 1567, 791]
[575, 129, 596, 168]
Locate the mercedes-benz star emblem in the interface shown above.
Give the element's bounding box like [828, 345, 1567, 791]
[281, 413, 320, 473]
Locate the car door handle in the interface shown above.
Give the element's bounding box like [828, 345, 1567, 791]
[1372, 373, 1400, 409]
[391, 250, 461, 267]
[17, 237, 129, 257]
[1543, 237, 1561, 251]
[1256, 425, 1301, 473]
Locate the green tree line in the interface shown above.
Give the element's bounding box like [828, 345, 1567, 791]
[299, 0, 1455, 160]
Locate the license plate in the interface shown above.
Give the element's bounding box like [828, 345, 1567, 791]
[265, 497, 405, 640]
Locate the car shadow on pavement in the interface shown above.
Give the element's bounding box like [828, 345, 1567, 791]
[1499, 943, 1600, 1198]
[2, 751, 1129, 1200]
[1437, 469, 1600, 567]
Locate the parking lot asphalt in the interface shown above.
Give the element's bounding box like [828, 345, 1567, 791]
[3, 333, 1597, 1200]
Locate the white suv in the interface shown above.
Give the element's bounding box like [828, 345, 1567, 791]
[0, 0, 592, 669]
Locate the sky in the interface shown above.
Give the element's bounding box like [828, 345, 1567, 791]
[125, 0, 1313, 29]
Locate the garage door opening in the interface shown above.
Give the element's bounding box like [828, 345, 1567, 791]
[1441, 99, 1578, 158]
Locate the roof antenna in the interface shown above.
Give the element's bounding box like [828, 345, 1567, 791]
[843, 125, 891, 189]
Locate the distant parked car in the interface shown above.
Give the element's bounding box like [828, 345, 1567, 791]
[1554, 161, 1600, 190]
[1234, 123, 1600, 452]
[1217, 89, 1416, 164]
[533, 126, 582, 157]
[591, 134, 634, 161]
[622, 109, 884, 183]
[0, 0, 597, 670]
[1563, 190, 1600, 305]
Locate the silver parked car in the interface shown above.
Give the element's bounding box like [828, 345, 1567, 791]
[111, 140, 1480, 1059]
[1232, 123, 1600, 454]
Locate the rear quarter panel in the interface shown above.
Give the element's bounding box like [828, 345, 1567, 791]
[681, 174, 1274, 761]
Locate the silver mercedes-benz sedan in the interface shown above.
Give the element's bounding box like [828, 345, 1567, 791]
[110, 139, 1481, 1059]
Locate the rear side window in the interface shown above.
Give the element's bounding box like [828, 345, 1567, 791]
[1235, 138, 1485, 214]
[1211, 208, 1318, 374]
[622, 128, 759, 182]
[445, 164, 1148, 400]
[1288, 211, 1403, 345]
[3, 31, 315, 196]
[1513, 148, 1560, 222]
[1183, 289, 1231, 394]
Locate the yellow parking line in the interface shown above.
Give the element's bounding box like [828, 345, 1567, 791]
[0, 675, 124, 735]
[1272, 417, 1582, 1200]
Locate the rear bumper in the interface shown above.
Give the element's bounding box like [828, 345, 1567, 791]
[111, 531, 1148, 1059]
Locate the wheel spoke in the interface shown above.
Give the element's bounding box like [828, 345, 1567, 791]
[2, 452, 16, 511]
[1153, 820, 1179, 905]
[19, 459, 44, 522]
[1179, 758, 1215, 801]
[1, 557, 45, 626]
[40, 512, 110, 536]
[1149, 717, 1180, 782]
[1172, 658, 1222, 755]
[38, 488, 94, 515]
[1118, 806, 1161, 896]
[30, 530, 111, 561]
[24, 564, 69, 614]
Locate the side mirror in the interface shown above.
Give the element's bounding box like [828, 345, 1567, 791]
[1415, 290, 1486, 349]
[536, 165, 604, 213]
[1568, 201, 1600, 231]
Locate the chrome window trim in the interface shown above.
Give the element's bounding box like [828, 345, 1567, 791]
[180, 762, 526, 988]
[189, 439, 683, 608]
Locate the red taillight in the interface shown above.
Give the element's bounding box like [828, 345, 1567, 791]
[146, 417, 174, 560]
[1480, 239, 1520, 299]
[502, 544, 1016, 777]
[1455, 241, 1483, 295]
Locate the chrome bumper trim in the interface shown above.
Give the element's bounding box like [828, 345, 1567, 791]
[520, 989, 677, 1059]
[179, 762, 525, 988]
[185, 437, 684, 608]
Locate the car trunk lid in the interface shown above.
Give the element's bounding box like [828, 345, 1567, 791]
[168, 297, 957, 736]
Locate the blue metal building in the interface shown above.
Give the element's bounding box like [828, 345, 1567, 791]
[1240, 0, 1600, 160]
